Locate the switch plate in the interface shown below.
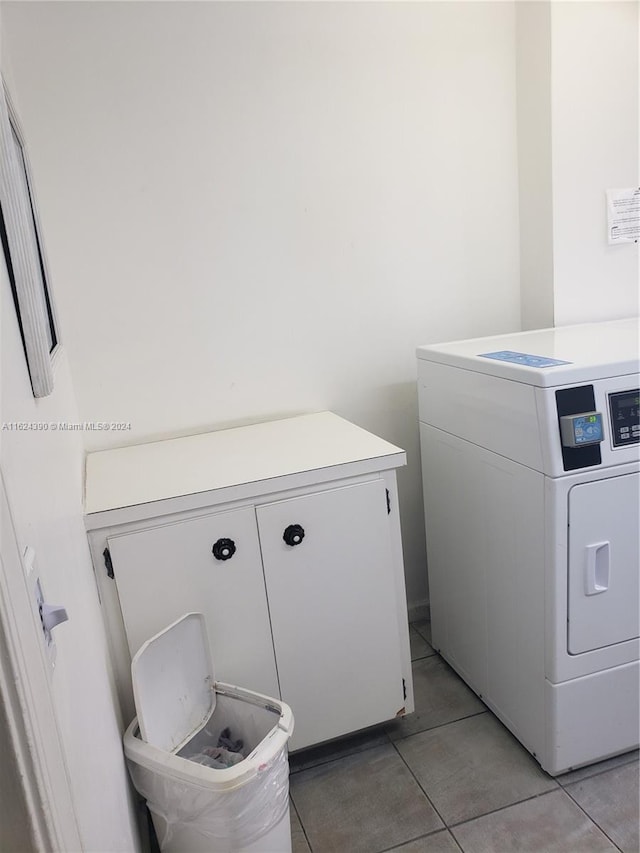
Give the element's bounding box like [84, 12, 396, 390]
[24, 546, 68, 668]
[34, 575, 57, 666]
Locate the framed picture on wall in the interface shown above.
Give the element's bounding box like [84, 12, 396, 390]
[0, 79, 58, 398]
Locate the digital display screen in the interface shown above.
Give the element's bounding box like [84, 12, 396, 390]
[608, 389, 640, 448]
[617, 396, 639, 409]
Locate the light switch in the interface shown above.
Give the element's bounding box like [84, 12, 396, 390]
[24, 546, 69, 668]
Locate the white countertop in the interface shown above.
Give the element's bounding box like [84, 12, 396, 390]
[84, 411, 405, 517]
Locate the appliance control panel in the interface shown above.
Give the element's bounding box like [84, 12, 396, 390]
[559, 412, 604, 448]
[608, 389, 640, 447]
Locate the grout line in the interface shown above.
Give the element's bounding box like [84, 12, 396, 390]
[289, 795, 314, 853]
[561, 784, 627, 852]
[445, 788, 565, 830]
[391, 734, 450, 834]
[377, 827, 463, 853]
[410, 650, 436, 663]
[410, 621, 432, 642]
[388, 708, 488, 744]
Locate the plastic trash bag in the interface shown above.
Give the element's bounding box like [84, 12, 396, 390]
[127, 745, 290, 849]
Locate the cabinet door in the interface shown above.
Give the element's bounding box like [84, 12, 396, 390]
[107, 507, 280, 698]
[257, 479, 405, 750]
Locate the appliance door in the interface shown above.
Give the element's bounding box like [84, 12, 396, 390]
[568, 472, 640, 654]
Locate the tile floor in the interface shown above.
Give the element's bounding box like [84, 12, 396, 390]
[288, 621, 640, 853]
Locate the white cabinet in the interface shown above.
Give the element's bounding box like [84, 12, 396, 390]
[85, 412, 414, 751]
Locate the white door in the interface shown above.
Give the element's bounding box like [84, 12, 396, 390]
[257, 479, 405, 751]
[0, 474, 82, 851]
[568, 473, 640, 654]
[108, 507, 280, 698]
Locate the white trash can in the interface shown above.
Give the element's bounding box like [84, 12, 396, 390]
[123, 612, 294, 853]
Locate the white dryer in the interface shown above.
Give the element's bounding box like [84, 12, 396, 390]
[417, 318, 639, 775]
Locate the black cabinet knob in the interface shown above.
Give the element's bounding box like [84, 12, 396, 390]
[283, 524, 305, 547]
[212, 538, 236, 561]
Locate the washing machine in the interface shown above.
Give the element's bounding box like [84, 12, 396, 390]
[417, 318, 639, 775]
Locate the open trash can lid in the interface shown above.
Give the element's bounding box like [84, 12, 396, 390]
[131, 612, 216, 753]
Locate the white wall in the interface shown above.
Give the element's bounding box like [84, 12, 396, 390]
[0, 281, 140, 852]
[0, 36, 140, 852]
[516, 2, 554, 330]
[3, 0, 522, 610]
[551, 1, 639, 325]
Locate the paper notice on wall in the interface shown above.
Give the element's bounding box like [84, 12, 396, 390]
[606, 188, 640, 244]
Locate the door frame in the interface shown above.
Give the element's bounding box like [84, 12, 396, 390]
[0, 471, 82, 851]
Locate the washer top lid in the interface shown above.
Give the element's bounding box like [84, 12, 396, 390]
[131, 612, 216, 753]
[416, 318, 639, 387]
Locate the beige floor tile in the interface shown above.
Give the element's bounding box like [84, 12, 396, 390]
[565, 761, 640, 853]
[412, 619, 432, 645]
[386, 656, 485, 741]
[396, 713, 557, 825]
[410, 625, 436, 661]
[290, 743, 443, 853]
[452, 789, 618, 853]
